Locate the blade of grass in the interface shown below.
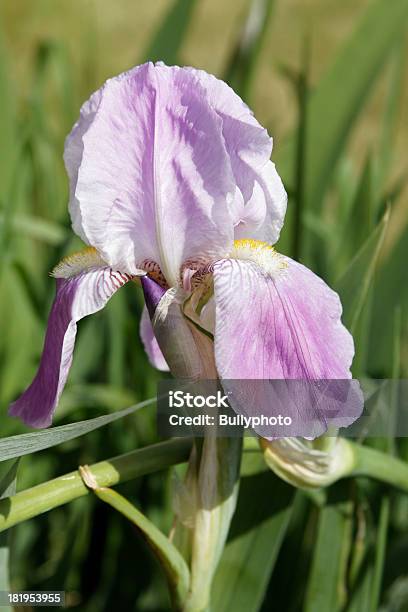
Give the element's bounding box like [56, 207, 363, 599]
[347, 502, 373, 612]
[304, 485, 354, 612]
[368, 217, 408, 375]
[142, 0, 198, 65]
[0, 460, 19, 611]
[376, 37, 407, 196]
[223, 0, 275, 104]
[292, 38, 310, 261]
[370, 496, 390, 612]
[0, 25, 17, 207]
[0, 212, 68, 246]
[0, 398, 155, 462]
[276, 0, 408, 211]
[107, 293, 127, 388]
[335, 207, 389, 332]
[211, 453, 294, 611]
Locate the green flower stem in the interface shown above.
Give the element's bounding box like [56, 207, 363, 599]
[2, 437, 408, 537]
[0, 438, 192, 534]
[184, 433, 242, 612]
[349, 440, 408, 491]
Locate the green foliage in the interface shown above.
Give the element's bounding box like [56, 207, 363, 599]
[211, 453, 294, 611]
[0, 460, 19, 612]
[142, 0, 198, 65]
[0, 0, 407, 610]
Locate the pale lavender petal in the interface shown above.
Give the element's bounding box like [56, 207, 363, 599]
[190, 68, 287, 244]
[139, 306, 169, 372]
[9, 267, 134, 428]
[214, 257, 354, 379]
[213, 257, 361, 437]
[232, 161, 287, 244]
[64, 63, 238, 285]
[64, 90, 103, 244]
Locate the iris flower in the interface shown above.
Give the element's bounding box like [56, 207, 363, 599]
[9, 62, 356, 433]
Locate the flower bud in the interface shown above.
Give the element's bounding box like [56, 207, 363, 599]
[260, 436, 355, 489]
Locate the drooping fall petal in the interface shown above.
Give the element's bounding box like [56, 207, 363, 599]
[9, 262, 137, 428]
[213, 255, 362, 437]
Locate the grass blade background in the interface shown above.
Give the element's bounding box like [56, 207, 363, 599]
[142, 0, 198, 65]
[304, 486, 354, 612]
[223, 0, 275, 104]
[0, 461, 19, 612]
[0, 399, 155, 462]
[211, 453, 294, 611]
[82, 476, 190, 610]
[335, 208, 389, 332]
[277, 0, 408, 209]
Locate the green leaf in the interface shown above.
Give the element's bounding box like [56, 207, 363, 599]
[335, 207, 389, 332]
[0, 398, 155, 462]
[79, 467, 190, 610]
[0, 25, 17, 207]
[0, 460, 19, 611]
[107, 292, 127, 387]
[31, 40, 77, 130]
[0, 212, 67, 246]
[142, 0, 198, 65]
[341, 156, 375, 258]
[376, 37, 407, 195]
[304, 485, 354, 612]
[291, 38, 310, 261]
[370, 496, 390, 612]
[276, 0, 408, 211]
[368, 220, 408, 375]
[223, 0, 275, 104]
[0, 438, 192, 534]
[211, 452, 294, 611]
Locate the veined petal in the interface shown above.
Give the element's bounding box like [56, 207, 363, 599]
[64, 63, 238, 285]
[214, 255, 354, 379]
[139, 306, 169, 372]
[213, 254, 361, 437]
[232, 161, 287, 244]
[190, 68, 287, 243]
[9, 253, 138, 428]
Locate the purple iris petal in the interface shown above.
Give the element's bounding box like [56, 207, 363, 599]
[214, 257, 354, 379]
[213, 257, 362, 437]
[64, 62, 287, 284]
[9, 267, 133, 428]
[141, 275, 166, 318]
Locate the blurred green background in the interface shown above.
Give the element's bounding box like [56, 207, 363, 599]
[0, 0, 407, 610]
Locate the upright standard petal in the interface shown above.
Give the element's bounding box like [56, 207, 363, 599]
[64, 63, 239, 285]
[213, 253, 361, 437]
[9, 259, 136, 428]
[190, 68, 287, 244]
